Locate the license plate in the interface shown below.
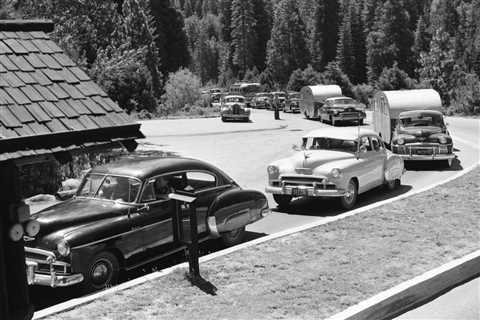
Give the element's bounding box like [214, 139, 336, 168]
[416, 149, 432, 155]
[291, 188, 308, 197]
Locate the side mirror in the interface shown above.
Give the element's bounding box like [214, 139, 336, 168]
[292, 144, 303, 151]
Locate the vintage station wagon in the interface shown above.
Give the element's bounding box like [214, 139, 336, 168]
[25, 157, 269, 291]
[266, 127, 404, 209]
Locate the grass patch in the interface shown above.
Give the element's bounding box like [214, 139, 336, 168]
[46, 167, 480, 320]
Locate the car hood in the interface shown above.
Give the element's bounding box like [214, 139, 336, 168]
[274, 150, 354, 172]
[31, 198, 132, 237]
[398, 126, 444, 136]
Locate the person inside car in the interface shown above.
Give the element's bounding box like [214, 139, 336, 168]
[154, 176, 174, 200]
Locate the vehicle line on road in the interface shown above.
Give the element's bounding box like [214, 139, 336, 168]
[33, 157, 480, 320]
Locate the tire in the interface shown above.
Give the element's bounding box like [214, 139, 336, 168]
[386, 178, 400, 191]
[304, 111, 310, 119]
[221, 117, 226, 122]
[221, 226, 246, 247]
[331, 116, 336, 126]
[339, 179, 358, 210]
[81, 251, 120, 293]
[445, 159, 453, 168]
[273, 194, 292, 209]
[358, 119, 364, 125]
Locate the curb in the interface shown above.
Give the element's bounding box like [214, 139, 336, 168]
[326, 250, 480, 320]
[142, 123, 288, 138]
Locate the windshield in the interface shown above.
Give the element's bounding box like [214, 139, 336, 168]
[225, 97, 245, 103]
[289, 93, 300, 99]
[400, 114, 444, 127]
[302, 137, 358, 152]
[77, 174, 141, 203]
[329, 98, 354, 105]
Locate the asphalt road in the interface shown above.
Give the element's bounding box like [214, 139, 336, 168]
[31, 109, 480, 315]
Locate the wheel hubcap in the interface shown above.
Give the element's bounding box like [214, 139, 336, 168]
[344, 183, 355, 203]
[91, 260, 111, 285]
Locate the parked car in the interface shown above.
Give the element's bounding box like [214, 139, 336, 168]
[209, 92, 225, 108]
[319, 96, 366, 126]
[391, 110, 455, 166]
[251, 92, 272, 109]
[270, 91, 287, 111]
[220, 95, 251, 122]
[284, 92, 301, 113]
[25, 157, 269, 291]
[266, 127, 404, 209]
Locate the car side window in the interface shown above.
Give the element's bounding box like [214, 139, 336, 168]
[370, 136, 381, 151]
[140, 180, 156, 202]
[360, 136, 372, 152]
[184, 171, 217, 192]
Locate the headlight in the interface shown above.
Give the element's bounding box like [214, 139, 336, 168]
[439, 136, 447, 144]
[397, 138, 405, 145]
[267, 165, 279, 178]
[25, 220, 40, 237]
[57, 239, 70, 257]
[331, 168, 342, 178]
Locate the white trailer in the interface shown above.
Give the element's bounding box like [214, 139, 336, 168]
[372, 89, 442, 144]
[300, 85, 342, 119]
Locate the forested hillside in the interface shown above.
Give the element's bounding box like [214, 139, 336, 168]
[1, 0, 478, 115]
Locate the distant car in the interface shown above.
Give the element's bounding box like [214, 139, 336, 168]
[284, 92, 301, 113]
[25, 157, 269, 291]
[220, 95, 251, 122]
[271, 91, 287, 110]
[266, 127, 404, 209]
[319, 96, 366, 126]
[251, 93, 272, 109]
[209, 92, 224, 108]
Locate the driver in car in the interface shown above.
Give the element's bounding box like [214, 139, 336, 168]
[154, 176, 174, 200]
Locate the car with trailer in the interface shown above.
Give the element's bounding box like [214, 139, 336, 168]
[24, 157, 269, 291]
[284, 92, 301, 113]
[220, 95, 251, 122]
[372, 89, 455, 167]
[266, 127, 404, 209]
[251, 92, 272, 109]
[319, 96, 366, 126]
[299, 85, 342, 119]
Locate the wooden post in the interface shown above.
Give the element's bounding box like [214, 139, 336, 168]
[0, 161, 33, 320]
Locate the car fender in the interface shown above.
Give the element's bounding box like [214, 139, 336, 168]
[207, 189, 267, 237]
[384, 151, 404, 181]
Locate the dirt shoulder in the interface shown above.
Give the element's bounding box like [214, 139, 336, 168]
[46, 167, 480, 320]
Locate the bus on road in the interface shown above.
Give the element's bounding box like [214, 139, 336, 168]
[229, 82, 261, 107]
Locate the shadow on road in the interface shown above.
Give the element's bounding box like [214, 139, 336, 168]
[405, 158, 462, 171]
[272, 184, 413, 218]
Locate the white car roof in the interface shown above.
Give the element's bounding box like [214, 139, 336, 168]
[224, 95, 245, 99]
[326, 96, 353, 101]
[303, 127, 378, 140]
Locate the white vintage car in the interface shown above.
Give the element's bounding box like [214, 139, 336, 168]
[266, 127, 405, 209]
[220, 95, 251, 122]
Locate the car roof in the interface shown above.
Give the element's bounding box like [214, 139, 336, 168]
[325, 96, 353, 101]
[399, 110, 443, 117]
[224, 95, 245, 99]
[90, 156, 226, 180]
[303, 127, 378, 140]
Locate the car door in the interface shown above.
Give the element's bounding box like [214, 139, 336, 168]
[355, 135, 379, 192]
[129, 176, 175, 254]
[368, 135, 387, 186]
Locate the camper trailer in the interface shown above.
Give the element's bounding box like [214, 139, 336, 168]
[372, 89, 455, 166]
[299, 85, 342, 119]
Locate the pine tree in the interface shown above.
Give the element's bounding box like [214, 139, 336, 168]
[323, 0, 340, 67]
[252, 0, 272, 71]
[266, 0, 309, 85]
[351, 0, 366, 83]
[337, 1, 355, 81]
[310, 1, 325, 70]
[231, 0, 256, 78]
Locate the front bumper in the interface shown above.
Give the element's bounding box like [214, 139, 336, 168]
[25, 247, 84, 287]
[393, 144, 455, 161]
[332, 114, 365, 121]
[265, 185, 346, 197]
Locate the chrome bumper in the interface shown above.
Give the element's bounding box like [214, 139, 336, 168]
[266, 185, 346, 197]
[25, 247, 84, 287]
[398, 154, 455, 161]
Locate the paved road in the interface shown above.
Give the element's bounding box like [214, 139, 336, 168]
[139, 109, 480, 235]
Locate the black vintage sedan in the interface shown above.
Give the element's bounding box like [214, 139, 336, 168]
[24, 157, 269, 292]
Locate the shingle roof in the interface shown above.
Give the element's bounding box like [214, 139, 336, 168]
[0, 20, 144, 161]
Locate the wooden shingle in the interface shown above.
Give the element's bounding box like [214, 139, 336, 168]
[0, 54, 18, 71]
[3, 38, 28, 54]
[31, 70, 52, 85]
[7, 104, 35, 123]
[52, 53, 75, 67]
[26, 103, 52, 123]
[3, 72, 23, 87]
[25, 54, 46, 68]
[49, 83, 69, 99]
[33, 84, 58, 101]
[68, 66, 90, 81]
[80, 98, 105, 115]
[42, 69, 63, 82]
[38, 53, 62, 69]
[65, 99, 90, 115]
[45, 118, 68, 132]
[59, 82, 84, 99]
[9, 55, 34, 71]
[20, 86, 43, 102]
[56, 99, 79, 118]
[0, 41, 12, 54]
[4, 87, 30, 104]
[39, 101, 64, 118]
[15, 71, 36, 84]
[0, 105, 22, 127]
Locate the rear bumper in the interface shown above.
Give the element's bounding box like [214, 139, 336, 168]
[265, 185, 345, 197]
[398, 154, 456, 161]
